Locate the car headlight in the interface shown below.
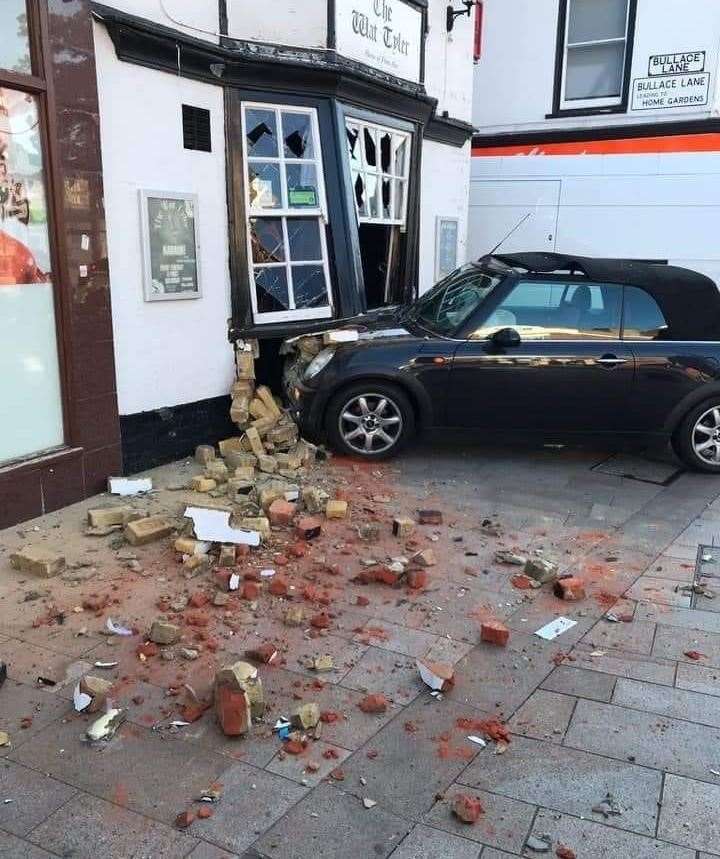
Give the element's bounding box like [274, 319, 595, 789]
[304, 347, 336, 381]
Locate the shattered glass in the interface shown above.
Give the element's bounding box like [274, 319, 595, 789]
[353, 171, 367, 217]
[382, 178, 392, 219]
[254, 266, 289, 313]
[292, 265, 328, 309]
[282, 112, 314, 159]
[346, 125, 361, 165]
[245, 108, 277, 157]
[363, 127, 377, 168]
[380, 131, 392, 173]
[366, 173, 379, 218]
[287, 218, 322, 261]
[248, 162, 282, 209]
[250, 218, 284, 264]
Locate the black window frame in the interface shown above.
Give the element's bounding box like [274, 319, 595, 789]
[548, 0, 638, 119]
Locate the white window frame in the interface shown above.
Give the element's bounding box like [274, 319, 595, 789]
[241, 102, 333, 324]
[559, 0, 632, 111]
[345, 118, 411, 228]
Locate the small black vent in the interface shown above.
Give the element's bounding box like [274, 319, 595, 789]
[182, 104, 211, 152]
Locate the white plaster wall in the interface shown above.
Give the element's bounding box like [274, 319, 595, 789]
[419, 140, 471, 294]
[469, 150, 720, 284]
[424, 0, 476, 123]
[227, 0, 327, 48]
[100, 0, 220, 42]
[473, 0, 720, 132]
[94, 22, 235, 415]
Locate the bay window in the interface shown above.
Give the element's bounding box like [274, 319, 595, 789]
[242, 103, 332, 323]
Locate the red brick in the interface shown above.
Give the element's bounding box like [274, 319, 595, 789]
[244, 569, 262, 582]
[269, 578, 289, 597]
[189, 591, 209, 608]
[356, 595, 370, 607]
[82, 593, 110, 612]
[284, 739, 305, 755]
[417, 509, 443, 525]
[406, 569, 427, 590]
[215, 684, 251, 736]
[556, 847, 576, 859]
[185, 610, 210, 627]
[289, 542, 307, 558]
[296, 516, 322, 540]
[241, 581, 260, 601]
[310, 612, 330, 629]
[358, 693, 388, 714]
[374, 566, 401, 586]
[197, 806, 213, 820]
[246, 643, 277, 664]
[215, 569, 232, 590]
[137, 642, 159, 658]
[553, 577, 586, 601]
[452, 793, 484, 824]
[268, 499, 297, 527]
[175, 811, 195, 830]
[481, 620, 509, 647]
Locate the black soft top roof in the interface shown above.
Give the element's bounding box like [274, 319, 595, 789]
[490, 252, 720, 340]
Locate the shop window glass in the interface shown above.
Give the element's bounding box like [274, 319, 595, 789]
[242, 103, 332, 323]
[1, 0, 31, 75]
[345, 117, 411, 227]
[0, 88, 64, 464]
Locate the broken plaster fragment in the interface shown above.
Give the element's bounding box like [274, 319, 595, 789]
[86, 708, 126, 741]
[184, 506, 261, 546]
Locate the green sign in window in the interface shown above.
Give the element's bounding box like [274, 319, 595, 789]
[288, 187, 317, 207]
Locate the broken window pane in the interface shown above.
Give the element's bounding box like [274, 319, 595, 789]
[346, 125, 361, 165]
[254, 266, 289, 313]
[248, 162, 282, 209]
[382, 179, 392, 219]
[394, 179, 406, 220]
[380, 131, 392, 173]
[363, 127, 377, 168]
[287, 218, 322, 261]
[282, 112, 314, 159]
[292, 265, 328, 309]
[366, 173, 379, 218]
[353, 171, 367, 218]
[245, 108, 277, 157]
[286, 163, 318, 208]
[393, 136, 408, 177]
[250, 218, 284, 264]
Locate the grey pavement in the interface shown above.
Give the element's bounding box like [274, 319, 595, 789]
[3, 440, 720, 857]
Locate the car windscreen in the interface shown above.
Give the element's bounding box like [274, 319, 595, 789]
[408, 264, 502, 337]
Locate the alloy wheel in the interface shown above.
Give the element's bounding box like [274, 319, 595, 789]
[692, 405, 720, 464]
[338, 393, 403, 455]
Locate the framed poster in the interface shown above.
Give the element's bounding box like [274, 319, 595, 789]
[139, 190, 201, 301]
[435, 216, 459, 281]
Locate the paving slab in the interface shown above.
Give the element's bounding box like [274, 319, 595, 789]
[452, 634, 557, 717]
[625, 576, 691, 607]
[524, 809, 694, 858]
[568, 647, 676, 685]
[253, 782, 410, 859]
[613, 677, 720, 727]
[338, 697, 487, 820]
[636, 603, 720, 634]
[188, 761, 307, 855]
[540, 665, 616, 702]
[188, 844, 239, 859]
[423, 785, 535, 854]
[266, 739, 352, 786]
[645, 556, 697, 582]
[352, 618, 443, 658]
[579, 618, 657, 655]
[341, 646, 423, 705]
[675, 661, 720, 696]
[564, 698, 720, 780]
[27, 792, 195, 859]
[507, 690, 576, 743]
[0, 759, 76, 837]
[658, 773, 720, 853]
[459, 735, 661, 837]
[388, 824, 481, 859]
[481, 851, 521, 859]
[8, 717, 230, 827]
[652, 625, 720, 667]
[0, 679, 71, 755]
[0, 830, 55, 859]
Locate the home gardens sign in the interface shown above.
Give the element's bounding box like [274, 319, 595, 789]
[335, 0, 423, 84]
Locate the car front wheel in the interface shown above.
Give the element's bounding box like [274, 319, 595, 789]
[325, 382, 415, 459]
[675, 400, 720, 473]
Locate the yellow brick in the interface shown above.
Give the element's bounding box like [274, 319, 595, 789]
[326, 500, 348, 519]
[124, 516, 173, 546]
[191, 476, 217, 493]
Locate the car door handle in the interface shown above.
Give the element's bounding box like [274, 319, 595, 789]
[413, 356, 449, 365]
[597, 354, 628, 365]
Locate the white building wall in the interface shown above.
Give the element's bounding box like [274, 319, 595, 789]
[424, 0, 476, 122]
[94, 23, 235, 415]
[100, 0, 220, 42]
[419, 140, 471, 293]
[473, 0, 720, 132]
[226, 0, 327, 48]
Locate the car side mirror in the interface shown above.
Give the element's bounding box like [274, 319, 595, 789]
[490, 327, 521, 348]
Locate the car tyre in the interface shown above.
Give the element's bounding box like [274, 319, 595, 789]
[675, 399, 720, 473]
[325, 382, 415, 459]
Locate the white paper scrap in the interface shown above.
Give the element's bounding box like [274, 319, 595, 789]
[106, 617, 133, 637]
[229, 573, 240, 591]
[108, 477, 152, 496]
[73, 683, 92, 712]
[467, 735, 487, 748]
[260, 569, 276, 578]
[184, 506, 261, 546]
[534, 617, 577, 641]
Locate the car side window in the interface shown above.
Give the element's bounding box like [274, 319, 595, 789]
[471, 280, 622, 341]
[622, 286, 669, 340]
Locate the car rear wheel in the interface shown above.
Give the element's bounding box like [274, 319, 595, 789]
[325, 382, 415, 459]
[675, 400, 720, 473]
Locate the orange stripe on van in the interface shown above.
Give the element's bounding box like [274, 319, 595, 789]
[471, 132, 720, 157]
